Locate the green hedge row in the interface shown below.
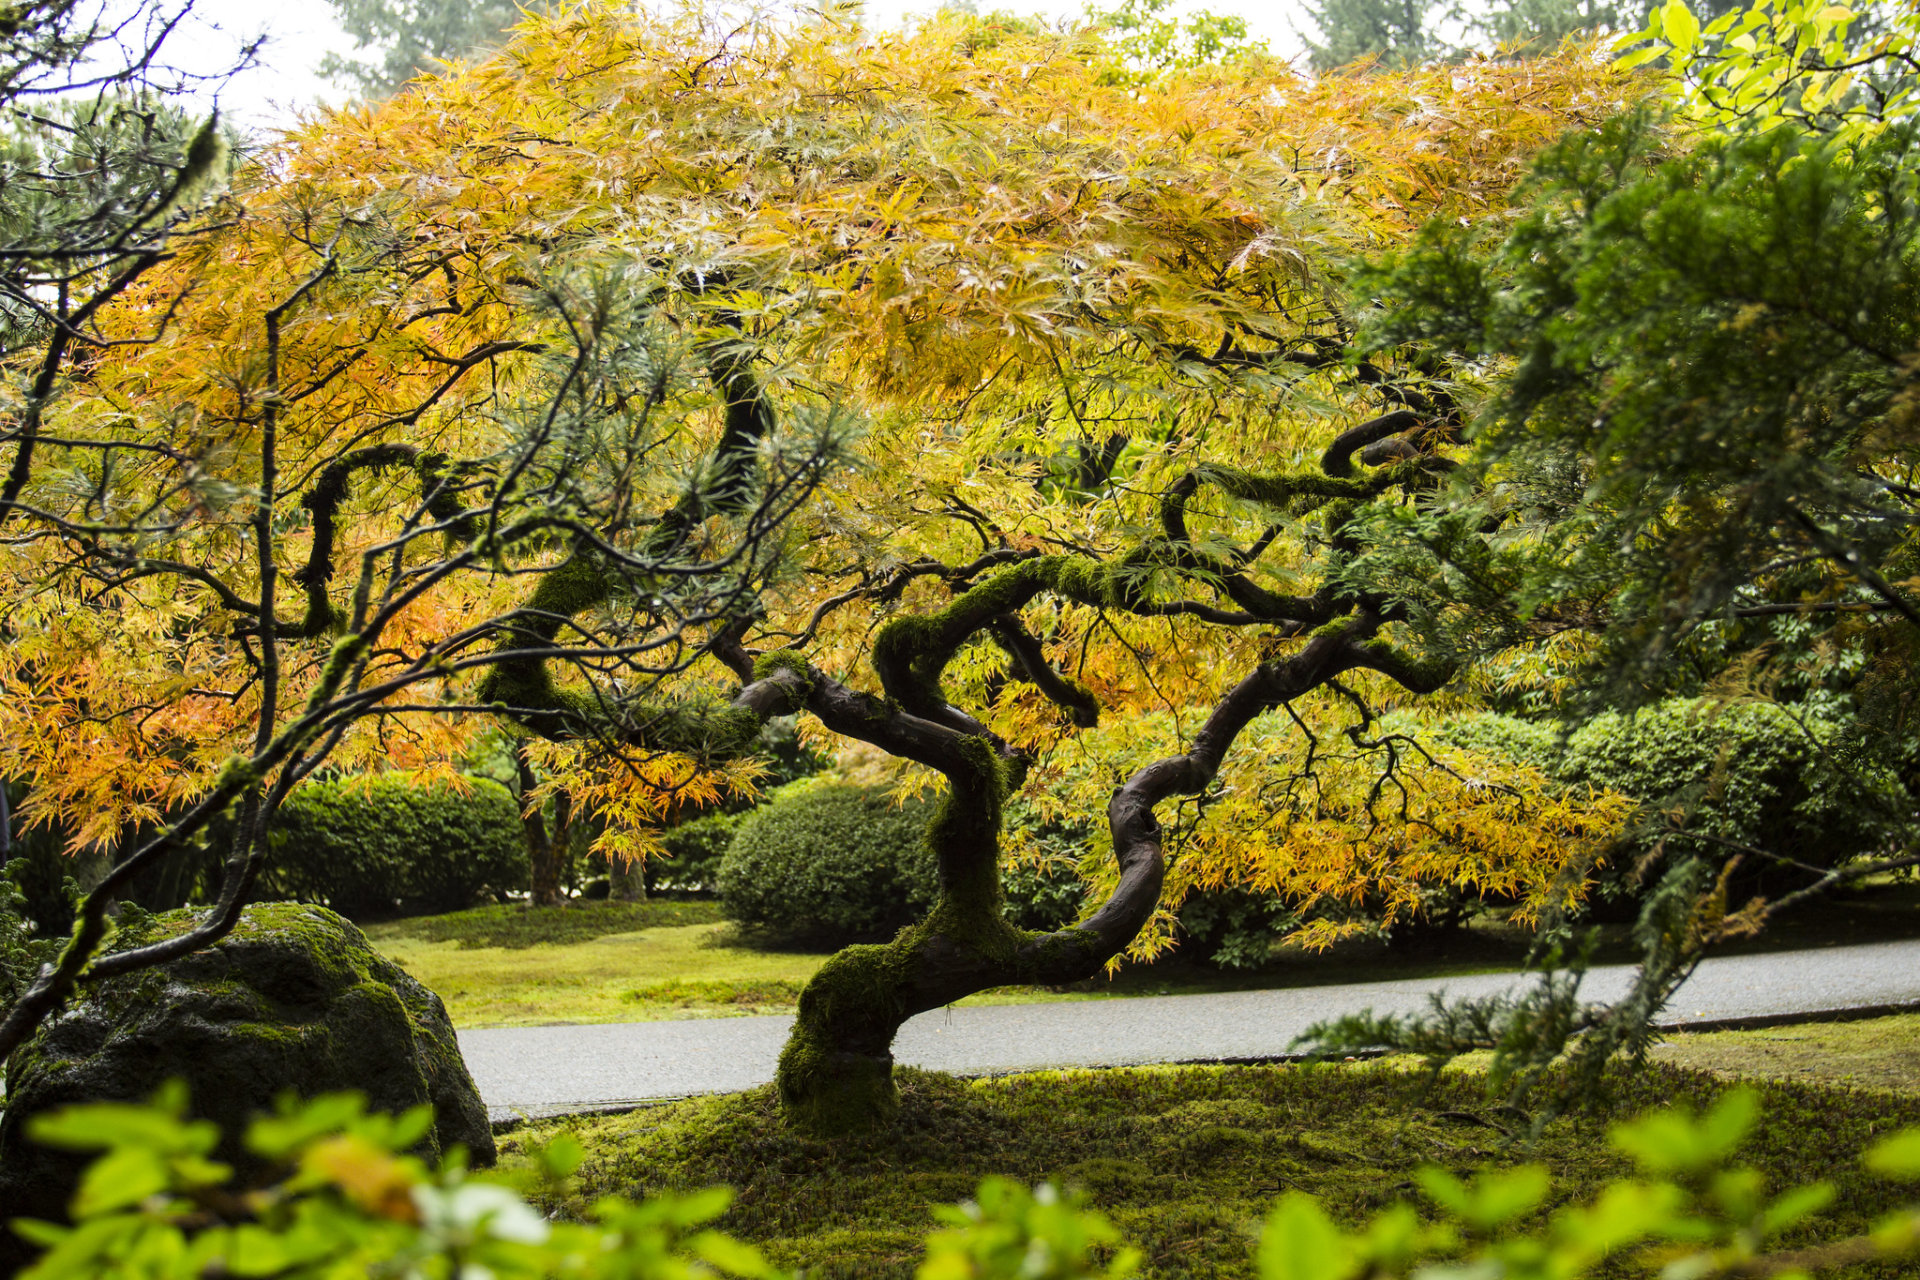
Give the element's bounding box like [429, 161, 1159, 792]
[716, 779, 1086, 947]
[1438, 697, 1903, 885]
[261, 774, 527, 919]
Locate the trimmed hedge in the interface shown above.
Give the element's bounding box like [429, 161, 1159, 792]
[261, 774, 527, 919]
[717, 780, 1107, 947]
[718, 780, 940, 944]
[1438, 698, 1903, 874]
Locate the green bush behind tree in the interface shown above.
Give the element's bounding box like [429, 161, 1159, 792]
[1438, 698, 1903, 879]
[718, 780, 942, 945]
[261, 775, 527, 920]
[717, 780, 1089, 947]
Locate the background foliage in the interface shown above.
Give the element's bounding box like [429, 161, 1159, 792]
[262, 776, 527, 919]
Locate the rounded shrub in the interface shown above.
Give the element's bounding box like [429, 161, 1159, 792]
[262, 774, 527, 919]
[718, 780, 940, 944]
[1439, 699, 1904, 880]
[1557, 699, 1897, 869]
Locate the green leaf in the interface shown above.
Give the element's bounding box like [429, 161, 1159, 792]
[1664, 0, 1700, 49]
[1866, 1129, 1920, 1180]
[27, 1100, 213, 1155]
[1416, 1165, 1548, 1230]
[247, 1091, 370, 1160]
[204, 1225, 295, 1277]
[70, 1146, 169, 1216]
[691, 1229, 781, 1278]
[1550, 1181, 1685, 1257]
[535, 1131, 585, 1179]
[1257, 1193, 1355, 1280]
[1415, 1167, 1471, 1217]
[1760, 1183, 1835, 1235]
[1470, 1166, 1551, 1228]
[1612, 1088, 1756, 1174]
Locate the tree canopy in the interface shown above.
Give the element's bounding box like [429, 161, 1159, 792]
[0, 2, 1650, 1125]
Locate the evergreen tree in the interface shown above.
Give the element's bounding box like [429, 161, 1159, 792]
[320, 0, 521, 98]
[1303, 0, 1440, 71]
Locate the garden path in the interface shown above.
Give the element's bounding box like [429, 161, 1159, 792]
[462, 936, 1920, 1122]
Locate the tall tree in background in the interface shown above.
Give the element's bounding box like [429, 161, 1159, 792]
[1302, 0, 1739, 71]
[1304, 0, 1440, 71]
[2, 0, 245, 548]
[320, 0, 519, 97]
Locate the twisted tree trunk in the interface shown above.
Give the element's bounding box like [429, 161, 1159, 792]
[469, 350, 1461, 1134]
[764, 624, 1423, 1135]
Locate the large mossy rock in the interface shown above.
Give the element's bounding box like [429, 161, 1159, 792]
[0, 902, 491, 1246]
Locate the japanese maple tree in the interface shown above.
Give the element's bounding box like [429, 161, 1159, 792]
[0, 4, 1638, 1129]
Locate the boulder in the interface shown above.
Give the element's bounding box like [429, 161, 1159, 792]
[0, 902, 491, 1260]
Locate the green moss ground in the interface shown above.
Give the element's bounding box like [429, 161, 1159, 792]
[1653, 1011, 1920, 1094]
[365, 900, 729, 949]
[503, 1060, 1920, 1279]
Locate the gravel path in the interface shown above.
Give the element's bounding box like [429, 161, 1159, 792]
[461, 937, 1920, 1122]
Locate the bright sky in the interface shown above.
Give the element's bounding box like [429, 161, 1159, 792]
[161, 0, 1313, 132]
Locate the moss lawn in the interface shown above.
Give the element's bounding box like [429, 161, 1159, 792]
[503, 1053, 1920, 1280]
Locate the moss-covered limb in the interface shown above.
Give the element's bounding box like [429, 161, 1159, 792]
[928, 736, 1014, 919]
[288, 444, 478, 639]
[1356, 638, 1456, 694]
[871, 557, 1127, 717]
[474, 346, 776, 740]
[1201, 464, 1399, 510]
[1321, 409, 1424, 477]
[989, 615, 1100, 728]
[473, 551, 616, 740]
[1154, 473, 1335, 625]
[637, 344, 774, 558]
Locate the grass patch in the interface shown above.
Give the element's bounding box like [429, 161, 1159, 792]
[365, 883, 1920, 1030]
[626, 978, 807, 1013]
[364, 899, 725, 950]
[366, 921, 828, 1027]
[505, 1061, 1920, 1279]
[1653, 1011, 1920, 1094]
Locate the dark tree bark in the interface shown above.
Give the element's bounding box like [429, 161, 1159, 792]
[514, 743, 572, 908]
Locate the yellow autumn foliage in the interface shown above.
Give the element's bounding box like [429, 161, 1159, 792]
[0, 2, 1638, 925]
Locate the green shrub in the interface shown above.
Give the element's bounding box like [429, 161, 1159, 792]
[718, 782, 1108, 945]
[1000, 797, 1089, 933]
[653, 810, 745, 893]
[1437, 698, 1907, 898]
[261, 774, 527, 919]
[1559, 700, 1898, 867]
[718, 779, 940, 944]
[1430, 712, 1565, 774]
[1176, 888, 1297, 970]
[999, 857, 1087, 934]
